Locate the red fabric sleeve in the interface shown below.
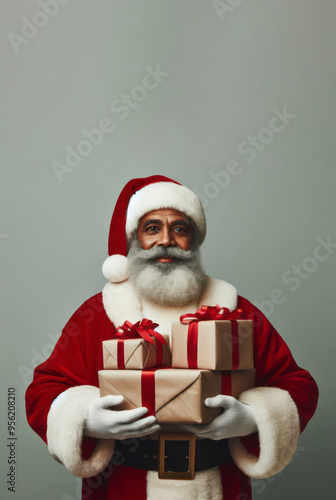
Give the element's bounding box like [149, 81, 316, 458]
[25, 293, 116, 444]
[238, 296, 319, 433]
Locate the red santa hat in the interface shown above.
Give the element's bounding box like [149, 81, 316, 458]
[102, 175, 206, 283]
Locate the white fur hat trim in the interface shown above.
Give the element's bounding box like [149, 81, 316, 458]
[125, 182, 206, 242]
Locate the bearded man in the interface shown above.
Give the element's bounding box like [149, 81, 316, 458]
[26, 175, 318, 500]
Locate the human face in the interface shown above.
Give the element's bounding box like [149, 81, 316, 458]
[137, 208, 193, 262]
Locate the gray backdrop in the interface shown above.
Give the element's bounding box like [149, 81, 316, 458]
[1, 1, 334, 499]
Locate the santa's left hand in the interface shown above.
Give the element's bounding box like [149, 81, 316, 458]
[180, 395, 257, 440]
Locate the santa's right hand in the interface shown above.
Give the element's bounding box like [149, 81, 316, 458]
[83, 395, 160, 440]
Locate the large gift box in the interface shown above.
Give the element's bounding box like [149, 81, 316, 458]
[98, 368, 255, 424]
[172, 306, 254, 370]
[103, 319, 171, 370]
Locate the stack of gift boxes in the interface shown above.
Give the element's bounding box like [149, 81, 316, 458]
[98, 307, 255, 424]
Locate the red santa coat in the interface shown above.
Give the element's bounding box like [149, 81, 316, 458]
[25, 277, 318, 500]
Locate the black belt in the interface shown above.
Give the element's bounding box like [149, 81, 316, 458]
[113, 433, 230, 480]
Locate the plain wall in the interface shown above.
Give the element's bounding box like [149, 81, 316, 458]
[1, 1, 335, 498]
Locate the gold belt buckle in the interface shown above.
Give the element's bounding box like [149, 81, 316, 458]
[158, 433, 196, 480]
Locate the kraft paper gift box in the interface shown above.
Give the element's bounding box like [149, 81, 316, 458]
[102, 335, 171, 370]
[98, 368, 255, 424]
[172, 319, 254, 371]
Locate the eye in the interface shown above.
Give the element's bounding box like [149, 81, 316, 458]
[173, 226, 188, 234]
[145, 225, 160, 233]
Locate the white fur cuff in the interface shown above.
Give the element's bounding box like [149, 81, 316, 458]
[229, 386, 300, 479]
[47, 385, 115, 478]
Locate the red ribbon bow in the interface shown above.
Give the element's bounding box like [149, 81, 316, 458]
[180, 305, 245, 324]
[116, 319, 167, 346]
[115, 319, 166, 369]
[180, 305, 245, 369]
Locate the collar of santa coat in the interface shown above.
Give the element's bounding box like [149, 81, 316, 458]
[102, 276, 238, 329]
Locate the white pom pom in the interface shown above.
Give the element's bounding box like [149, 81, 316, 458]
[102, 254, 130, 283]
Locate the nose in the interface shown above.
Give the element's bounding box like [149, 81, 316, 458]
[157, 225, 175, 247]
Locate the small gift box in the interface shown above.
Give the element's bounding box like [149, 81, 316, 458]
[98, 368, 255, 424]
[172, 305, 254, 370]
[103, 319, 171, 370]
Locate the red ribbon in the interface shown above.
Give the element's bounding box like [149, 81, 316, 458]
[180, 305, 245, 369]
[141, 370, 156, 416]
[117, 340, 126, 369]
[115, 319, 167, 369]
[180, 305, 245, 324]
[186, 322, 199, 369]
[140, 367, 171, 416]
[221, 371, 232, 395]
[231, 321, 239, 370]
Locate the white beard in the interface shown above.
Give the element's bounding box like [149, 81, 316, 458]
[128, 239, 206, 307]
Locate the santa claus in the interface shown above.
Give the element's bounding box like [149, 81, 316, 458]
[25, 175, 318, 500]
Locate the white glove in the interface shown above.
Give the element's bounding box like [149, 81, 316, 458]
[83, 395, 161, 440]
[181, 395, 257, 440]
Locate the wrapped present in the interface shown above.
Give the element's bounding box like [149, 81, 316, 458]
[103, 319, 171, 370]
[98, 368, 255, 424]
[220, 369, 255, 397]
[172, 305, 254, 370]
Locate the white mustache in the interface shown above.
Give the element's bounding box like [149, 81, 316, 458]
[129, 243, 194, 262]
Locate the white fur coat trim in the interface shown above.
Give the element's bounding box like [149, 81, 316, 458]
[147, 467, 223, 500]
[102, 275, 238, 328]
[47, 385, 115, 478]
[229, 386, 300, 478]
